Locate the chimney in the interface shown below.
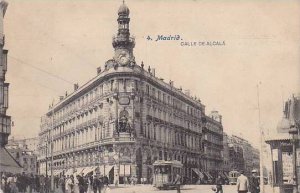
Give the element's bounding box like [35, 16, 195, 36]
[184, 90, 190, 96]
[59, 96, 64, 101]
[97, 67, 102, 75]
[151, 68, 155, 76]
[169, 80, 174, 87]
[74, 83, 79, 91]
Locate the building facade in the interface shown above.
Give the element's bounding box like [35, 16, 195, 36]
[37, 3, 223, 184]
[222, 133, 230, 174]
[0, 0, 22, 175]
[202, 111, 224, 180]
[0, 0, 9, 149]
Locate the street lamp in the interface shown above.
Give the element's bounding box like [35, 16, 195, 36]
[289, 126, 298, 193]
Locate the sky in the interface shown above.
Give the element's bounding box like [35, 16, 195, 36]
[3, 0, 300, 149]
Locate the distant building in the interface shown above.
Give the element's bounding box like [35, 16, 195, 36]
[222, 133, 230, 174]
[202, 111, 224, 179]
[6, 137, 38, 174]
[224, 134, 260, 176]
[6, 147, 37, 175]
[8, 137, 39, 154]
[228, 135, 245, 172]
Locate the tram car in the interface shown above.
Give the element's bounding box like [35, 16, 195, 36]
[153, 160, 183, 190]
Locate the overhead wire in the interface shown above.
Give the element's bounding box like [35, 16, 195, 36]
[8, 55, 74, 85]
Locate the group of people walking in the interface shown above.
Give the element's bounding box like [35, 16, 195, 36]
[213, 169, 260, 193]
[57, 173, 109, 193]
[1, 172, 40, 193]
[0, 172, 110, 193]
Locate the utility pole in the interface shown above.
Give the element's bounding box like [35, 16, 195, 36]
[257, 83, 265, 193]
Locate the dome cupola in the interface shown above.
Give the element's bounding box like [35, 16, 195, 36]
[118, 3, 130, 16]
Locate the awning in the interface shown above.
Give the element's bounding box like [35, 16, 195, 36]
[223, 172, 229, 179]
[106, 165, 114, 174]
[119, 165, 131, 177]
[204, 172, 212, 179]
[192, 168, 204, 179]
[0, 148, 22, 174]
[74, 167, 85, 176]
[82, 166, 96, 176]
[207, 172, 213, 179]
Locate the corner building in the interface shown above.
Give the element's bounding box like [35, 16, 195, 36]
[37, 3, 222, 184]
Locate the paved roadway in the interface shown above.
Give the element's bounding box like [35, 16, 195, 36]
[100, 184, 273, 193]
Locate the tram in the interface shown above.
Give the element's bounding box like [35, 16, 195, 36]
[228, 170, 240, 185]
[153, 160, 183, 190]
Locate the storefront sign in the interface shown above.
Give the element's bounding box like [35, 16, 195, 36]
[297, 149, 300, 167]
[272, 149, 278, 161]
[282, 152, 293, 184]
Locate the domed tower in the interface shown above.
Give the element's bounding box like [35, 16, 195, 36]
[112, 2, 135, 66]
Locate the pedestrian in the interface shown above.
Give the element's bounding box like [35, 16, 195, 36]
[249, 170, 260, 193]
[236, 170, 249, 193]
[173, 173, 181, 193]
[215, 175, 223, 193]
[28, 174, 34, 193]
[59, 175, 66, 193]
[1, 173, 8, 193]
[74, 175, 79, 193]
[8, 174, 18, 193]
[87, 174, 93, 193]
[77, 175, 85, 193]
[40, 175, 45, 193]
[103, 175, 109, 187]
[70, 175, 75, 193]
[83, 175, 89, 193]
[65, 176, 71, 193]
[35, 175, 40, 193]
[92, 174, 101, 193]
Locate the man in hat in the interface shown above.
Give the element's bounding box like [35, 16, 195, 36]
[237, 170, 249, 193]
[249, 170, 260, 193]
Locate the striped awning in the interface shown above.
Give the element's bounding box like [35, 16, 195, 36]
[223, 172, 229, 179]
[192, 168, 204, 179]
[82, 166, 97, 176]
[74, 167, 85, 176]
[204, 172, 213, 179]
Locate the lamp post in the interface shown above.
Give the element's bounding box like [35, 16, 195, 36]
[289, 126, 299, 193]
